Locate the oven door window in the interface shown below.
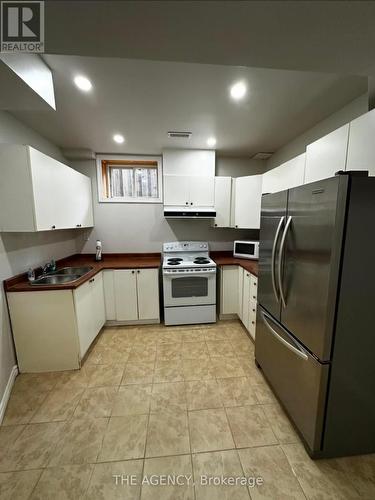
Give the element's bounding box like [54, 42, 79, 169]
[171, 276, 208, 298]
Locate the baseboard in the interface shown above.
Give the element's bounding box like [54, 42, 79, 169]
[0, 365, 18, 424]
[105, 319, 160, 326]
[219, 313, 239, 320]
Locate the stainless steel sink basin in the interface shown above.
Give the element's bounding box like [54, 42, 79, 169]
[31, 274, 82, 285]
[50, 266, 93, 276]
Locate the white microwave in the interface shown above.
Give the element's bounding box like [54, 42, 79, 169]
[233, 240, 259, 260]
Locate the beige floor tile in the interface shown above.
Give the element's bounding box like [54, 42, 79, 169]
[121, 361, 154, 385]
[225, 329, 250, 342]
[0, 470, 42, 500]
[211, 357, 245, 379]
[206, 340, 235, 358]
[134, 330, 160, 345]
[282, 442, 361, 499]
[192, 449, 250, 500]
[231, 339, 255, 356]
[252, 382, 278, 404]
[335, 453, 375, 498]
[238, 357, 266, 384]
[128, 344, 157, 363]
[99, 415, 148, 461]
[2, 391, 47, 426]
[182, 359, 215, 381]
[181, 329, 205, 342]
[226, 405, 278, 448]
[54, 368, 91, 390]
[146, 412, 190, 457]
[262, 403, 299, 444]
[203, 328, 228, 341]
[0, 422, 64, 472]
[141, 454, 194, 500]
[86, 364, 125, 387]
[0, 425, 25, 450]
[74, 386, 118, 418]
[12, 372, 62, 394]
[86, 345, 130, 365]
[185, 380, 222, 410]
[112, 384, 152, 416]
[188, 408, 234, 453]
[30, 464, 93, 500]
[85, 459, 143, 499]
[151, 382, 187, 413]
[49, 417, 108, 466]
[154, 359, 184, 383]
[31, 387, 83, 423]
[158, 330, 184, 344]
[218, 377, 258, 407]
[181, 341, 209, 360]
[157, 343, 182, 361]
[238, 445, 306, 499]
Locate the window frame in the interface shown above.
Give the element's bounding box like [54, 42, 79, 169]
[96, 154, 163, 203]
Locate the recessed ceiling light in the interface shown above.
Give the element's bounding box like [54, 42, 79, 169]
[113, 134, 125, 144]
[207, 137, 217, 147]
[73, 75, 92, 92]
[230, 81, 247, 100]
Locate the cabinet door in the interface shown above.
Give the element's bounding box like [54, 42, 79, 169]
[238, 266, 244, 322]
[213, 177, 232, 227]
[136, 269, 160, 321]
[71, 171, 94, 228]
[263, 154, 305, 194]
[163, 175, 190, 206]
[163, 149, 215, 177]
[220, 266, 239, 315]
[189, 176, 215, 207]
[103, 270, 116, 320]
[305, 125, 349, 184]
[114, 270, 138, 321]
[346, 109, 375, 175]
[74, 280, 94, 358]
[91, 272, 105, 334]
[234, 175, 262, 229]
[242, 271, 251, 329]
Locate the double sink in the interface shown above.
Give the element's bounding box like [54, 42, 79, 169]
[31, 266, 93, 285]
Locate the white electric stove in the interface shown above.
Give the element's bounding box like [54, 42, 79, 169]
[162, 241, 217, 325]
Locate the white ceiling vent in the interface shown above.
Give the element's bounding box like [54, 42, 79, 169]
[251, 152, 274, 160]
[167, 131, 192, 139]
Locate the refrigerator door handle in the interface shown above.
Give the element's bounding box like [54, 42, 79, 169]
[278, 215, 292, 308]
[271, 216, 285, 303]
[261, 310, 308, 361]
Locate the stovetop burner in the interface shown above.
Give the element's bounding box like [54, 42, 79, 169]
[194, 258, 210, 264]
[167, 258, 183, 265]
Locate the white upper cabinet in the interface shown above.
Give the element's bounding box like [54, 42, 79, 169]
[304, 125, 349, 184]
[163, 149, 215, 208]
[0, 145, 93, 232]
[213, 176, 232, 227]
[233, 175, 262, 229]
[346, 109, 375, 175]
[262, 153, 306, 194]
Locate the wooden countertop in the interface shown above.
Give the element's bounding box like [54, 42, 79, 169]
[211, 251, 258, 276]
[4, 253, 161, 292]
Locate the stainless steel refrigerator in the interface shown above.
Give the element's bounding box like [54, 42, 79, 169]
[255, 172, 375, 458]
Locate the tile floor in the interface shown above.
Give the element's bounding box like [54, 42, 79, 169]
[0, 320, 374, 499]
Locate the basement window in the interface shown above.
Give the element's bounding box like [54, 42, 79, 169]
[96, 154, 163, 203]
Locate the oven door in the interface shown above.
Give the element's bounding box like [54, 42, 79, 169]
[163, 271, 216, 307]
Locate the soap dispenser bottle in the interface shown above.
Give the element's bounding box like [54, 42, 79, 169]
[95, 240, 102, 261]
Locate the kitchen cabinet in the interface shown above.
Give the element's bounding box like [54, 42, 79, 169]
[163, 174, 214, 207]
[346, 108, 375, 175]
[242, 271, 251, 331]
[305, 125, 349, 184]
[232, 175, 262, 229]
[7, 272, 105, 372]
[74, 272, 105, 357]
[213, 177, 232, 227]
[238, 266, 244, 322]
[220, 266, 239, 317]
[262, 153, 305, 194]
[105, 269, 160, 323]
[163, 149, 215, 177]
[0, 144, 93, 232]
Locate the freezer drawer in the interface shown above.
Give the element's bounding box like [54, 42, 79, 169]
[255, 306, 329, 453]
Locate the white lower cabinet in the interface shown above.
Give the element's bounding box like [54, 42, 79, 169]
[104, 268, 160, 323]
[219, 265, 258, 339]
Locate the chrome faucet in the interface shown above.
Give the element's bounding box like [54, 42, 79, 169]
[42, 259, 56, 275]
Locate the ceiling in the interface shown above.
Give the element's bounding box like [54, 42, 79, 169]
[44, 1, 375, 76]
[10, 55, 367, 157]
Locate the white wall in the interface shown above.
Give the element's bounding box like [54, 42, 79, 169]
[267, 93, 368, 170]
[73, 157, 261, 254]
[0, 111, 78, 402]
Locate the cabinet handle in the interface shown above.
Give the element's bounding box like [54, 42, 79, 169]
[247, 273, 249, 277]
[131, 270, 135, 274]
[137, 270, 140, 274]
[76, 224, 81, 227]
[253, 295, 256, 299]
[89, 278, 95, 283]
[214, 223, 217, 227]
[190, 202, 193, 205]
[235, 225, 238, 228]
[252, 309, 256, 312]
[252, 321, 255, 325]
[185, 202, 189, 205]
[51, 225, 56, 229]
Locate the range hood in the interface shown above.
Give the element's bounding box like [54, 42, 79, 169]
[164, 207, 216, 219]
